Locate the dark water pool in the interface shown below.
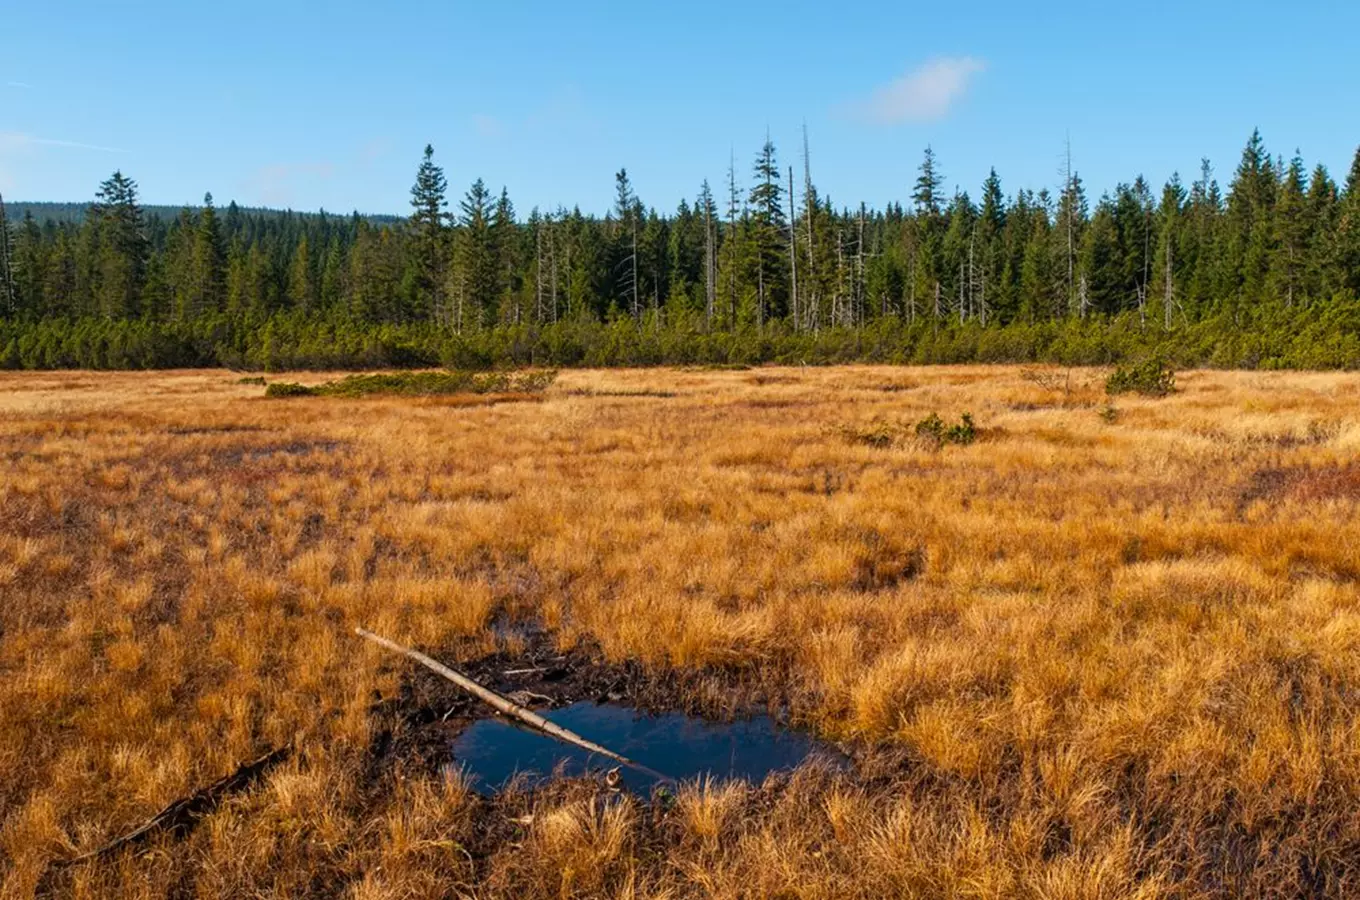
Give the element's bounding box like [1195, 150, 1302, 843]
[450, 702, 839, 793]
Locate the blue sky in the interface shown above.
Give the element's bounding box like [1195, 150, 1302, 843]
[3, 1, 1358, 216]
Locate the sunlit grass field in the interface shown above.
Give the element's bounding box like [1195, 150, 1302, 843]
[2, 365, 1359, 898]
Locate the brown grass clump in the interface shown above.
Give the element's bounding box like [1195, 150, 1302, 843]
[2, 365, 1360, 898]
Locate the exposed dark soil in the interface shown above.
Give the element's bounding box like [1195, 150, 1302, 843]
[363, 620, 804, 785]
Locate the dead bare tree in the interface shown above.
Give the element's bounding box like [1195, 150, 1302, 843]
[0, 193, 15, 316]
[726, 152, 739, 326]
[549, 213, 559, 323]
[788, 166, 799, 330]
[702, 183, 716, 327]
[856, 203, 866, 327]
[535, 214, 544, 322]
[802, 125, 817, 332]
[631, 220, 639, 320]
[1064, 135, 1076, 315]
[1164, 235, 1174, 330]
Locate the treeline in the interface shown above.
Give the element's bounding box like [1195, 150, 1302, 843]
[1, 131, 1359, 370]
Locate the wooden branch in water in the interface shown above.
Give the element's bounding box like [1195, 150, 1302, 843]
[355, 626, 672, 784]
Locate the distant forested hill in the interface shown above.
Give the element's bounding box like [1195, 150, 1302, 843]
[3, 201, 401, 227]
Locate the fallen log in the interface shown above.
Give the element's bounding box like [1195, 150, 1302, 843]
[64, 745, 290, 866]
[355, 626, 673, 784]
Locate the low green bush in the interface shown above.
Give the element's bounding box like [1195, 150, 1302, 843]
[915, 412, 977, 447]
[263, 381, 316, 397]
[264, 370, 558, 399]
[1106, 359, 1176, 397]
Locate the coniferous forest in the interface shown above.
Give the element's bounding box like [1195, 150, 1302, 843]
[2, 131, 1360, 370]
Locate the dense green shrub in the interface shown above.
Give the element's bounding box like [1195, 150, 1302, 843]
[263, 381, 317, 397]
[1106, 358, 1176, 396]
[0, 300, 1356, 373]
[263, 369, 558, 399]
[915, 412, 977, 447]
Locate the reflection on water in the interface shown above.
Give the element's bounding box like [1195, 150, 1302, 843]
[450, 701, 841, 793]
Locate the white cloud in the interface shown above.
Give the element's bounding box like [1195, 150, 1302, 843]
[854, 57, 986, 124]
[0, 131, 128, 153]
[471, 114, 505, 139]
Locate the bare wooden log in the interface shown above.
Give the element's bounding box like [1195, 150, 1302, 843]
[355, 627, 672, 784]
[64, 745, 290, 866]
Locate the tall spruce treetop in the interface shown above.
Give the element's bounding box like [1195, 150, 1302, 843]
[90, 170, 150, 318]
[188, 193, 226, 318]
[409, 144, 449, 310]
[749, 138, 786, 230]
[1230, 129, 1277, 217]
[913, 147, 944, 216]
[410, 144, 449, 231]
[979, 168, 1006, 232]
[492, 187, 517, 301]
[613, 169, 637, 227]
[458, 178, 498, 326]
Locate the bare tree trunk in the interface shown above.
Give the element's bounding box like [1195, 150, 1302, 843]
[703, 196, 715, 327]
[455, 270, 465, 333]
[908, 239, 917, 326]
[1164, 237, 1173, 330]
[549, 217, 558, 323]
[631, 222, 639, 320]
[0, 192, 15, 316]
[835, 229, 844, 327]
[756, 262, 765, 330]
[535, 217, 544, 323]
[1065, 135, 1075, 316]
[802, 126, 817, 332]
[856, 204, 866, 327]
[727, 154, 739, 327]
[788, 166, 799, 330]
[959, 259, 966, 325]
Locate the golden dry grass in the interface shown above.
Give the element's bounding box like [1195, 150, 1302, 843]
[2, 365, 1359, 898]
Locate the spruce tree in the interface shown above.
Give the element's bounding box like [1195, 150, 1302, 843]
[491, 188, 518, 322]
[409, 144, 449, 322]
[976, 169, 1006, 322]
[288, 235, 315, 312]
[187, 194, 226, 319]
[1333, 146, 1360, 297]
[748, 138, 788, 323]
[1225, 130, 1278, 304]
[1018, 205, 1054, 322]
[612, 169, 640, 317]
[13, 212, 44, 317]
[89, 171, 149, 319]
[457, 178, 496, 328]
[912, 146, 944, 216]
[1269, 154, 1309, 306]
[1154, 175, 1187, 327]
[0, 193, 15, 317]
[1305, 164, 1338, 297]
